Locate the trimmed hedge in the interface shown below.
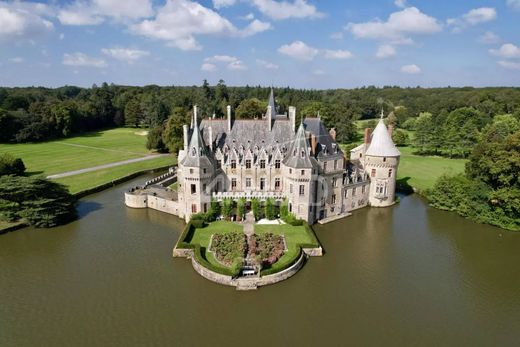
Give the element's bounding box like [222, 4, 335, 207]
[261, 247, 302, 276]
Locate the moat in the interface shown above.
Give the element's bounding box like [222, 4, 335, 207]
[1, 175, 520, 346]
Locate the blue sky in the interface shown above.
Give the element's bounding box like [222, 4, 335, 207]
[0, 0, 519, 88]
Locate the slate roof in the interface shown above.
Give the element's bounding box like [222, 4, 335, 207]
[365, 118, 400, 157]
[181, 121, 216, 168]
[303, 118, 343, 160]
[283, 122, 318, 168]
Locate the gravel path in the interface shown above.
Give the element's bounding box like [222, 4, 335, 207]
[46, 154, 170, 179]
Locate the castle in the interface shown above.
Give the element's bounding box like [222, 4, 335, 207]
[125, 90, 400, 224]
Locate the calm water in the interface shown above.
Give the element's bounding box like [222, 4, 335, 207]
[1, 176, 520, 347]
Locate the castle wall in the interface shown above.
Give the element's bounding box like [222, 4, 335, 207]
[364, 156, 399, 207]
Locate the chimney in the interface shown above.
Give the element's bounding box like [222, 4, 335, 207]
[227, 105, 232, 132]
[329, 128, 336, 141]
[193, 105, 198, 125]
[267, 105, 273, 131]
[289, 106, 296, 133]
[388, 124, 394, 138]
[183, 124, 189, 150]
[311, 133, 317, 155]
[364, 128, 371, 145]
[208, 126, 213, 151]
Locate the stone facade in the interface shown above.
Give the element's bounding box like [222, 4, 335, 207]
[126, 91, 400, 223]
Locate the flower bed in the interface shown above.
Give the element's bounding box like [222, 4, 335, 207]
[248, 233, 285, 266]
[210, 232, 247, 266]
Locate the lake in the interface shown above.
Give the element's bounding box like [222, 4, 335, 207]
[1, 175, 520, 346]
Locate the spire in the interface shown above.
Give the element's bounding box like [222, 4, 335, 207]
[380, 107, 384, 120]
[268, 88, 276, 115]
[181, 121, 215, 167]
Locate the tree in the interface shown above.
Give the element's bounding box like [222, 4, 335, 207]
[237, 198, 246, 221]
[0, 175, 76, 228]
[162, 107, 189, 154]
[222, 199, 234, 220]
[251, 198, 261, 221]
[392, 129, 409, 146]
[264, 198, 276, 220]
[124, 98, 142, 127]
[235, 98, 266, 119]
[208, 198, 221, 220]
[413, 112, 435, 153]
[146, 126, 167, 152]
[280, 198, 289, 219]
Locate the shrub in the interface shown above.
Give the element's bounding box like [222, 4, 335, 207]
[251, 198, 261, 220]
[0, 153, 25, 176]
[210, 232, 247, 265]
[264, 198, 276, 220]
[221, 199, 234, 220]
[237, 197, 246, 221]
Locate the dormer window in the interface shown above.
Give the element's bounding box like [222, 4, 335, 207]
[191, 147, 196, 156]
[301, 150, 305, 158]
[231, 160, 236, 169]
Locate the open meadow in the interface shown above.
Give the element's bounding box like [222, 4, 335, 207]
[0, 128, 175, 194]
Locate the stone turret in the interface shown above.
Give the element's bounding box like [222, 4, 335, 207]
[364, 111, 400, 207]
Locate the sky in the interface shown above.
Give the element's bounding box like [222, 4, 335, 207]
[0, 0, 519, 88]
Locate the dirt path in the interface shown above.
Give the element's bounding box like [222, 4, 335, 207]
[46, 154, 171, 179]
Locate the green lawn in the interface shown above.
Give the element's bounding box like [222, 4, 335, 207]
[0, 128, 177, 194]
[397, 146, 466, 192]
[0, 128, 153, 176]
[54, 155, 175, 194]
[180, 221, 320, 276]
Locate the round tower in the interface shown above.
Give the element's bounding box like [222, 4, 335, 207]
[364, 114, 400, 207]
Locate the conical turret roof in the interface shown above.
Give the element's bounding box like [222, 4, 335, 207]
[365, 118, 400, 157]
[181, 121, 215, 167]
[268, 88, 276, 115]
[283, 122, 316, 168]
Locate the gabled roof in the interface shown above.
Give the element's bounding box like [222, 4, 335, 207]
[303, 118, 343, 159]
[365, 118, 400, 157]
[283, 122, 316, 168]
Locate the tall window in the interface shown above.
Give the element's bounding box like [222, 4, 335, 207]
[202, 184, 207, 193]
[332, 177, 337, 187]
[231, 178, 237, 191]
[275, 178, 281, 191]
[260, 178, 266, 191]
[231, 160, 236, 169]
[191, 204, 197, 213]
[260, 160, 266, 169]
[203, 203, 207, 213]
[246, 177, 251, 188]
[371, 169, 376, 177]
[289, 168, 292, 174]
[289, 184, 293, 194]
[301, 169, 305, 176]
[388, 169, 393, 178]
[191, 184, 196, 195]
[245, 159, 251, 169]
[323, 161, 327, 171]
[275, 159, 281, 169]
[203, 168, 207, 174]
[334, 160, 338, 170]
[332, 194, 336, 204]
[299, 185, 305, 196]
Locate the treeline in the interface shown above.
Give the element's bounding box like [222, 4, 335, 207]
[427, 117, 520, 231]
[2, 82, 520, 147]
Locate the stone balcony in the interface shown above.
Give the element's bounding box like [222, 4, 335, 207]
[212, 190, 286, 201]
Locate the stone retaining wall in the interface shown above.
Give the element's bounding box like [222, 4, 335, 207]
[125, 192, 180, 216]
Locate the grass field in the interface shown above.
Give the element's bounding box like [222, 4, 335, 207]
[397, 146, 466, 192]
[0, 128, 176, 194]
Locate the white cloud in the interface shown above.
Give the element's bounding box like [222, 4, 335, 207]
[394, 0, 407, 8]
[478, 31, 501, 45]
[251, 0, 323, 20]
[203, 55, 247, 70]
[9, 57, 24, 63]
[278, 41, 319, 60]
[324, 49, 353, 60]
[0, 2, 54, 40]
[312, 69, 325, 75]
[507, 0, 520, 11]
[240, 13, 255, 21]
[63, 52, 107, 68]
[401, 64, 421, 74]
[58, 0, 154, 25]
[201, 63, 217, 71]
[256, 59, 279, 69]
[376, 44, 396, 58]
[447, 7, 496, 32]
[213, 0, 237, 9]
[132, 0, 269, 51]
[346, 7, 441, 42]
[101, 48, 150, 63]
[489, 43, 520, 59]
[227, 60, 247, 70]
[240, 19, 272, 37]
[498, 60, 520, 70]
